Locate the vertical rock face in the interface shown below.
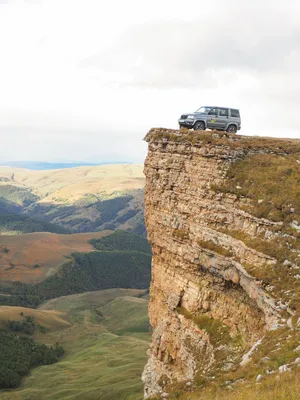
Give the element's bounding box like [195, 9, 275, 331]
[142, 129, 294, 398]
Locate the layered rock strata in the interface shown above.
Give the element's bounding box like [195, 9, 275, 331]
[142, 129, 289, 398]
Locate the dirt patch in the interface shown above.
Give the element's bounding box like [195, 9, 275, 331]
[0, 231, 112, 283]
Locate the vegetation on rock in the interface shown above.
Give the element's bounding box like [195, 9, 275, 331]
[215, 153, 300, 224]
[143, 129, 300, 400]
[145, 128, 300, 154]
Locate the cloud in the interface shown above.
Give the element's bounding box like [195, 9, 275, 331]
[0, 125, 147, 162]
[0, 0, 300, 163]
[81, 3, 300, 89]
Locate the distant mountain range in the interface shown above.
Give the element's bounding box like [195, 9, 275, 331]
[0, 164, 145, 235]
[0, 161, 132, 171]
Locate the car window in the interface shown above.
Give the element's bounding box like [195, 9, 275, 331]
[219, 108, 229, 117]
[208, 108, 218, 115]
[195, 106, 211, 114]
[230, 109, 240, 118]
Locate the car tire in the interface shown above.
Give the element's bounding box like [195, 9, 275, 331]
[227, 124, 237, 134]
[194, 121, 205, 131]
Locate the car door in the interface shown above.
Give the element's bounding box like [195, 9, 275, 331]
[206, 108, 219, 129]
[215, 108, 229, 129]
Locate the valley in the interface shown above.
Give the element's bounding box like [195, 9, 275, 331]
[3, 135, 300, 400]
[0, 289, 150, 400]
[0, 162, 151, 398]
[0, 226, 151, 399]
[0, 231, 111, 283]
[0, 230, 151, 308]
[0, 164, 145, 234]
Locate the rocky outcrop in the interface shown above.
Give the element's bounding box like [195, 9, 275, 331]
[142, 129, 294, 398]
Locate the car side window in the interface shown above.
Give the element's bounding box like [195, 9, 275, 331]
[208, 108, 218, 115]
[230, 109, 240, 118]
[219, 108, 228, 117]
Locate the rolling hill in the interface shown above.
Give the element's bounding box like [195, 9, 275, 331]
[0, 231, 152, 307]
[0, 306, 71, 331]
[0, 289, 150, 400]
[0, 231, 111, 283]
[0, 164, 145, 234]
[0, 165, 149, 398]
[0, 213, 69, 236]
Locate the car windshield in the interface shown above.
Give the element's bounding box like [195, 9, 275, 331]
[195, 106, 211, 114]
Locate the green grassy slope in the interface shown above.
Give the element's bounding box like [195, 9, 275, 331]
[0, 332, 64, 390]
[39, 288, 147, 312]
[24, 192, 146, 235]
[0, 289, 150, 400]
[0, 213, 69, 235]
[0, 185, 38, 207]
[0, 199, 21, 215]
[91, 230, 151, 253]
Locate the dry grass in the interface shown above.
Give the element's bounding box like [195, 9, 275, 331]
[197, 239, 233, 257]
[39, 288, 146, 311]
[176, 307, 243, 377]
[215, 153, 300, 225]
[0, 230, 112, 283]
[0, 164, 145, 204]
[210, 152, 300, 312]
[146, 129, 300, 154]
[179, 368, 300, 400]
[218, 226, 300, 311]
[172, 229, 190, 240]
[150, 326, 300, 400]
[0, 306, 71, 331]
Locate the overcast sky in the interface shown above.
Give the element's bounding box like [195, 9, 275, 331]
[0, 0, 300, 163]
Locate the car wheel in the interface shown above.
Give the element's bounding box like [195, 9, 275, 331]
[194, 121, 205, 131]
[227, 124, 237, 134]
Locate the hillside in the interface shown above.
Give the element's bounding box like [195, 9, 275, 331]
[0, 289, 150, 400]
[0, 231, 152, 307]
[0, 306, 71, 331]
[0, 231, 111, 283]
[15, 250, 152, 301]
[0, 164, 145, 234]
[0, 228, 151, 396]
[0, 213, 69, 236]
[143, 129, 300, 400]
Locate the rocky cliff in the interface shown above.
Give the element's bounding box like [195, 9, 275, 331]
[142, 129, 300, 399]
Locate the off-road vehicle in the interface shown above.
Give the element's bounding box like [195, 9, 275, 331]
[178, 106, 241, 133]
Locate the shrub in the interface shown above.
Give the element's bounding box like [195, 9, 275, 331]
[197, 239, 233, 257]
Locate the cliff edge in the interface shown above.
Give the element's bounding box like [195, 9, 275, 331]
[142, 129, 300, 399]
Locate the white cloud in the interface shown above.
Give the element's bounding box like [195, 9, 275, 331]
[0, 0, 300, 162]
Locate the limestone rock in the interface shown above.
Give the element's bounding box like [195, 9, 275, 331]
[142, 129, 284, 398]
[279, 364, 291, 373]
